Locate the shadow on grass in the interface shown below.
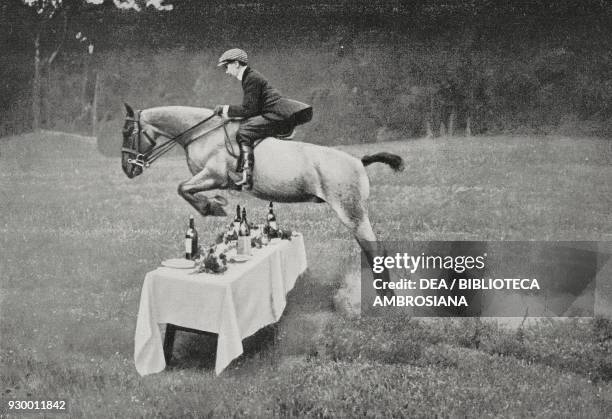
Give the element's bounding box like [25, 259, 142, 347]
[285, 269, 336, 313]
[166, 323, 281, 373]
[167, 331, 217, 372]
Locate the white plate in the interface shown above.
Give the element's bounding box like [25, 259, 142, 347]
[162, 258, 196, 269]
[231, 255, 251, 263]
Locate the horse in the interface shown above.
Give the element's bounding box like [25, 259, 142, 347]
[121, 104, 403, 294]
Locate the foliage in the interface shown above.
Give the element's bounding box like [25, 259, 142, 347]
[9, 41, 612, 142]
[3, 1, 612, 140]
[3, 0, 174, 131]
[31, 36, 612, 151]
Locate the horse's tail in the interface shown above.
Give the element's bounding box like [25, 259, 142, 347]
[361, 152, 404, 172]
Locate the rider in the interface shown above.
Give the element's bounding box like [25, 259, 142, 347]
[213, 48, 312, 190]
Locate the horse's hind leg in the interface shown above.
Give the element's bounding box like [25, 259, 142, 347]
[178, 169, 227, 217]
[327, 198, 393, 298]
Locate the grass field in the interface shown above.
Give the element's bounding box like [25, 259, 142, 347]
[1, 131, 611, 417]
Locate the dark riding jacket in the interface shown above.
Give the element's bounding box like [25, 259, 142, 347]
[227, 67, 312, 126]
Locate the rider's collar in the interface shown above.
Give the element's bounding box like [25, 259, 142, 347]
[237, 66, 247, 81]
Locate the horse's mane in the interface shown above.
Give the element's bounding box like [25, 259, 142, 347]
[141, 106, 214, 136]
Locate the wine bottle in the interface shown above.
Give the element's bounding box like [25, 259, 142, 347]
[239, 207, 250, 237]
[185, 215, 198, 260]
[267, 201, 278, 231]
[233, 205, 241, 234]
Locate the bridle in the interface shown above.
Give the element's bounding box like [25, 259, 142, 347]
[121, 110, 224, 169]
[122, 111, 162, 168]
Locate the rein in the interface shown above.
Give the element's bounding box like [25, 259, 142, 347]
[122, 111, 225, 168]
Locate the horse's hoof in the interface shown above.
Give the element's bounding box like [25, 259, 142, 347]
[211, 195, 228, 207]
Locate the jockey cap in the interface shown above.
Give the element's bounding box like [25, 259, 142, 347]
[217, 48, 248, 67]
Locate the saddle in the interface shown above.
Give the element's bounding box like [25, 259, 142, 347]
[275, 125, 296, 140]
[221, 117, 296, 146]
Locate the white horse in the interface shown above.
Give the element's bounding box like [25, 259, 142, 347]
[121, 104, 403, 292]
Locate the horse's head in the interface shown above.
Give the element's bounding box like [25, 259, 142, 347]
[121, 103, 157, 179]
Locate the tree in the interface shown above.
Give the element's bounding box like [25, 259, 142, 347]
[17, 0, 173, 131]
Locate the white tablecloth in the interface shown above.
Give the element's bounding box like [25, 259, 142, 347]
[134, 234, 307, 376]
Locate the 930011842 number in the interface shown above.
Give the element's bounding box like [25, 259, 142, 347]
[7, 400, 67, 412]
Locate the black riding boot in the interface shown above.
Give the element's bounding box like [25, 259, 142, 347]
[235, 143, 254, 190]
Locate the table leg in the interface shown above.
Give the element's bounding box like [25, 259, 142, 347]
[163, 324, 177, 364]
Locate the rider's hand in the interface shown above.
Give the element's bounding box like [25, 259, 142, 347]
[213, 105, 224, 116]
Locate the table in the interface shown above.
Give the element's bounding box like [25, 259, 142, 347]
[134, 234, 307, 376]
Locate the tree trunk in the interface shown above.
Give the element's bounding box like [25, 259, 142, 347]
[429, 87, 435, 138]
[43, 61, 51, 128]
[82, 53, 90, 104]
[449, 107, 456, 137]
[32, 33, 41, 131]
[466, 87, 474, 138]
[439, 121, 447, 138]
[466, 116, 472, 137]
[425, 120, 433, 139]
[92, 72, 99, 136]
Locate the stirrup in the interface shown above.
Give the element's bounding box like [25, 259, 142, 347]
[234, 170, 249, 186]
[235, 169, 252, 190]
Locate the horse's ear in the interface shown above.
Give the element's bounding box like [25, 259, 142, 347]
[124, 103, 134, 118]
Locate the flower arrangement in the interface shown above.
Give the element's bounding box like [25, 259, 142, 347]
[196, 245, 228, 274]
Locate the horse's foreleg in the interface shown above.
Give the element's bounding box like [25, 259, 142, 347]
[178, 170, 227, 217]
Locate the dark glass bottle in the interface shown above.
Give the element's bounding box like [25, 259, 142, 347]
[239, 207, 250, 237]
[233, 205, 241, 234]
[267, 201, 277, 231]
[185, 215, 198, 260]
